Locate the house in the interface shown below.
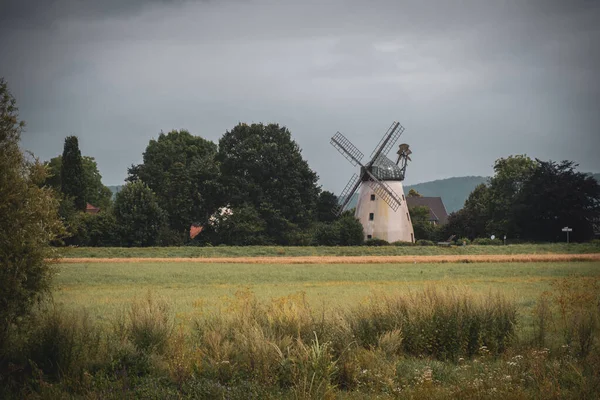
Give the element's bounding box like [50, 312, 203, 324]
[85, 203, 100, 214]
[406, 196, 449, 226]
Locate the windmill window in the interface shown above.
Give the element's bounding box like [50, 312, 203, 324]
[406, 212, 410, 222]
[411, 233, 414, 242]
[370, 194, 375, 201]
[369, 213, 374, 221]
[402, 194, 405, 201]
[367, 234, 372, 239]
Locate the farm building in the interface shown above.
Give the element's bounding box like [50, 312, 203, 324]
[406, 196, 449, 226]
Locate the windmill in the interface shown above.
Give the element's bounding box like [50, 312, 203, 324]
[330, 121, 415, 243]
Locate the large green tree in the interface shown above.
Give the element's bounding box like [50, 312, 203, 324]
[0, 78, 63, 349]
[515, 160, 600, 242]
[128, 130, 220, 233]
[113, 181, 166, 247]
[486, 155, 538, 237]
[60, 136, 86, 210]
[217, 123, 319, 243]
[316, 190, 339, 223]
[444, 155, 600, 242]
[45, 155, 112, 209]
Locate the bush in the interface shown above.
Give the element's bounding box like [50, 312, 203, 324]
[455, 237, 471, 246]
[472, 238, 500, 245]
[392, 240, 415, 246]
[364, 238, 390, 246]
[0, 79, 64, 351]
[344, 287, 517, 360]
[416, 239, 435, 246]
[114, 292, 174, 355]
[336, 214, 364, 246]
[24, 306, 102, 380]
[313, 223, 340, 246]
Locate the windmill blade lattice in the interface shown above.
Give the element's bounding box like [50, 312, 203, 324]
[365, 170, 403, 212]
[333, 173, 361, 215]
[331, 132, 365, 167]
[370, 121, 405, 160]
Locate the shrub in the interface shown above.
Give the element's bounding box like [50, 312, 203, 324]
[335, 215, 364, 246]
[416, 239, 435, 246]
[24, 306, 102, 380]
[364, 238, 390, 246]
[0, 79, 64, 352]
[455, 237, 471, 246]
[116, 292, 174, 355]
[344, 287, 517, 361]
[392, 240, 415, 246]
[313, 223, 340, 246]
[472, 238, 499, 245]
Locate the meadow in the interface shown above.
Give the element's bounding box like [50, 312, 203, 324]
[52, 260, 600, 325]
[4, 253, 599, 399]
[56, 242, 600, 259]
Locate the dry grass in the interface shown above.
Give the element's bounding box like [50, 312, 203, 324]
[56, 253, 600, 264]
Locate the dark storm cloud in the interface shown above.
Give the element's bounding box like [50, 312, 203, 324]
[1, 0, 599, 191]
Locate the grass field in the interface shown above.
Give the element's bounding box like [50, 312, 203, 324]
[53, 260, 600, 330]
[7, 252, 599, 398]
[56, 242, 600, 259]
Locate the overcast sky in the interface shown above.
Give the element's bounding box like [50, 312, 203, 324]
[1, 0, 599, 191]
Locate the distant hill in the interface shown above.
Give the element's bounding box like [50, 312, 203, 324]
[107, 185, 122, 199]
[404, 176, 488, 213]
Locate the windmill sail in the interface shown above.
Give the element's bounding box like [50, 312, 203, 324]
[365, 170, 403, 212]
[370, 121, 405, 161]
[333, 173, 362, 215]
[331, 132, 365, 167]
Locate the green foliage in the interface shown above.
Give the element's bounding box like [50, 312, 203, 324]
[0, 78, 64, 350]
[364, 238, 390, 246]
[486, 155, 539, 236]
[408, 188, 422, 197]
[128, 129, 221, 233]
[218, 123, 319, 243]
[122, 292, 173, 354]
[444, 155, 600, 243]
[24, 306, 102, 380]
[515, 160, 600, 242]
[392, 240, 416, 246]
[316, 190, 338, 223]
[313, 223, 340, 246]
[472, 238, 499, 246]
[60, 136, 86, 211]
[335, 214, 364, 246]
[46, 155, 112, 209]
[67, 211, 120, 247]
[455, 237, 471, 246]
[213, 204, 270, 245]
[409, 205, 441, 241]
[416, 239, 435, 246]
[113, 181, 166, 247]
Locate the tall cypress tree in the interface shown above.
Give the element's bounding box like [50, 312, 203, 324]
[60, 136, 86, 210]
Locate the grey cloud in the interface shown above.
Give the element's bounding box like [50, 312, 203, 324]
[1, 0, 599, 191]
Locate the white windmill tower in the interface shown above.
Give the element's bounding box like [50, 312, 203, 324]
[330, 121, 415, 243]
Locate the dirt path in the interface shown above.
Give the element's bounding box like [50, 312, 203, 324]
[55, 253, 600, 264]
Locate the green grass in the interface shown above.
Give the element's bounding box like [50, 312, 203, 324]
[6, 259, 599, 399]
[52, 261, 600, 327]
[57, 242, 600, 258]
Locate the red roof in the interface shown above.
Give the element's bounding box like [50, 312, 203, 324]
[85, 203, 100, 214]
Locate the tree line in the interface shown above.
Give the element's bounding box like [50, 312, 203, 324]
[47, 125, 365, 247]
